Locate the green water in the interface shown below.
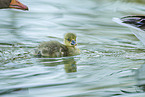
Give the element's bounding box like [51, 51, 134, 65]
[1, 0, 145, 97]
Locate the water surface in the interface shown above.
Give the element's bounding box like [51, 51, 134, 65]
[1, 0, 145, 97]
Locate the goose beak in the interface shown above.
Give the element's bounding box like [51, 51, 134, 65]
[9, 0, 28, 10]
[71, 40, 77, 46]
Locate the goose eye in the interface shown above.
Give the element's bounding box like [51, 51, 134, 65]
[67, 39, 71, 41]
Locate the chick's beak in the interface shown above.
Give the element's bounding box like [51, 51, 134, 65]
[71, 40, 77, 46]
[9, 0, 28, 10]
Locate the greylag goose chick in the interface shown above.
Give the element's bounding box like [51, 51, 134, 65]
[34, 33, 80, 57]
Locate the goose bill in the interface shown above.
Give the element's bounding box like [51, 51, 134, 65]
[9, 0, 28, 10]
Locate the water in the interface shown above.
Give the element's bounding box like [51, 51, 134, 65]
[1, 0, 145, 97]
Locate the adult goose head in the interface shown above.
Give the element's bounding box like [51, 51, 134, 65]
[0, 0, 28, 10]
[113, 16, 145, 46]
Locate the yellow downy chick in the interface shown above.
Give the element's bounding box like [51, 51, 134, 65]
[34, 33, 80, 57]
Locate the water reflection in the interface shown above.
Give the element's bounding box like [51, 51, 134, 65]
[0, 87, 29, 95]
[9, 11, 22, 41]
[64, 58, 77, 73]
[37, 57, 77, 73]
[136, 63, 145, 91]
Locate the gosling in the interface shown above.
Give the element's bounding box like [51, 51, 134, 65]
[34, 33, 80, 57]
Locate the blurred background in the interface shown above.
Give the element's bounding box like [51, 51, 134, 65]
[1, 0, 145, 97]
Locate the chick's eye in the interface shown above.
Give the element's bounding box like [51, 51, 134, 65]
[67, 39, 71, 41]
